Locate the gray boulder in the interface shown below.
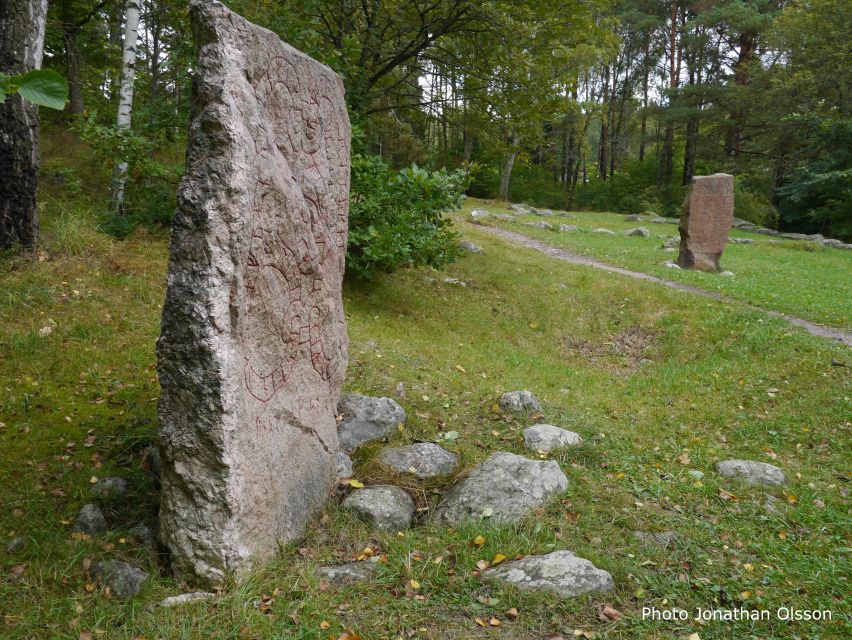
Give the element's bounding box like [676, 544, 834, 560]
[483, 550, 613, 598]
[717, 459, 787, 486]
[470, 209, 491, 220]
[662, 236, 680, 249]
[534, 209, 553, 217]
[434, 452, 568, 524]
[90, 476, 129, 498]
[510, 203, 530, 214]
[591, 228, 615, 235]
[343, 485, 415, 531]
[523, 424, 582, 452]
[337, 394, 407, 454]
[625, 227, 650, 238]
[499, 390, 542, 413]
[316, 560, 377, 585]
[459, 240, 484, 254]
[158, 592, 216, 608]
[559, 224, 579, 232]
[72, 504, 107, 536]
[378, 442, 459, 478]
[821, 238, 852, 250]
[522, 221, 554, 230]
[336, 452, 354, 478]
[625, 214, 642, 221]
[90, 560, 148, 600]
[128, 524, 158, 551]
[492, 213, 516, 221]
[730, 237, 754, 244]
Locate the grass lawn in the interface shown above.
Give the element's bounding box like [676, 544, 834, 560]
[457, 198, 852, 331]
[1, 198, 850, 639]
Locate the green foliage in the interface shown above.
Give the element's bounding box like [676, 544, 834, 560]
[347, 154, 468, 279]
[576, 160, 682, 216]
[71, 114, 183, 236]
[734, 177, 778, 227]
[0, 69, 68, 109]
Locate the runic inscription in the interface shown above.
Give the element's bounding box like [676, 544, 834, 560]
[156, 0, 350, 586]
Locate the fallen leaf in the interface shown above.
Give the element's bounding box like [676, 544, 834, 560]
[489, 617, 501, 627]
[409, 579, 420, 590]
[319, 621, 331, 630]
[473, 535, 486, 547]
[677, 452, 691, 465]
[492, 553, 507, 565]
[505, 607, 519, 620]
[476, 559, 490, 570]
[474, 618, 488, 627]
[347, 480, 364, 489]
[598, 604, 621, 621]
[455, 365, 466, 374]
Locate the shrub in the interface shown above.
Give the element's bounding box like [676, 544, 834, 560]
[734, 178, 779, 227]
[347, 154, 468, 279]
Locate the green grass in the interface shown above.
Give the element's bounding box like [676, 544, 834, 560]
[459, 198, 852, 331]
[1, 197, 850, 640]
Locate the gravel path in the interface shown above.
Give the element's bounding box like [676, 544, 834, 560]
[480, 225, 852, 348]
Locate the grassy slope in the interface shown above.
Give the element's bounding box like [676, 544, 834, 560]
[1, 199, 850, 640]
[458, 198, 852, 331]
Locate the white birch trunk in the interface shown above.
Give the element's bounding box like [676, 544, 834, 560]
[111, 0, 140, 216]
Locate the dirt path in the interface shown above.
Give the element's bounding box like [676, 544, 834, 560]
[480, 225, 852, 348]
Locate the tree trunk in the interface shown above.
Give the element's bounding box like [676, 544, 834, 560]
[462, 131, 473, 162]
[658, 0, 680, 196]
[682, 117, 698, 186]
[498, 146, 517, 201]
[111, 0, 141, 216]
[728, 30, 756, 158]
[0, 0, 48, 250]
[639, 39, 650, 161]
[60, 0, 84, 115]
[598, 64, 609, 180]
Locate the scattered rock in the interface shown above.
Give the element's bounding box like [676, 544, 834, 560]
[523, 424, 582, 452]
[663, 260, 681, 269]
[6, 537, 26, 554]
[534, 209, 553, 217]
[625, 214, 642, 221]
[510, 203, 530, 214]
[732, 218, 757, 231]
[556, 212, 577, 219]
[662, 236, 680, 249]
[522, 221, 554, 230]
[591, 228, 615, 235]
[821, 238, 852, 250]
[459, 240, 484, 254]
[470, 209, 491, 219]
[499, 390, 542, 413]
[336, 452, 354, 478]
[763, 495, 783, 515]
[687, 469, 705, 480]
[717, 459, 786, 486]
[730, 237, 754, 244]
[343, 485, 415, 531]
[394, 381, 406, 398]
[719, 270, 735, 277]
[90, 560, 148, 600]
[378, 443, 459, 478]
[625, 227, 650, 238]
[492, 213, 516, 221]
[434, 452, 568, 524]
[443, 277, 467, 287]
[316, 560, 377, 585]
[482, 550, 613, 598]
[90, 476, 129, 498]
[72, 504, 107, 536]
[158, 592, 216, 608]
[128, 524, 158, 551]
[337, 394, 407, 454]
[633, 531, 679, 547]
[559, 224, 579, 232]
[651, 217, 678, 224]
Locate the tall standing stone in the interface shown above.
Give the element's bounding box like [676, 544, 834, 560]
[677, 173, 734, 271]
[157, 0, 350, 585]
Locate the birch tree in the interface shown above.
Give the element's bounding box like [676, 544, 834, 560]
[111, 0, 139, 216]
[0, 0, 49, 249]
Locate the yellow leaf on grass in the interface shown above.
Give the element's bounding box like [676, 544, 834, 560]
[409, 579, 420, 590]
[489, 617, 501, 627]
[347, 480, 364, 489]
[319, 621, 330, 630]
[455, 365, 466, 374]
[492, 554, 507, 565]
[474, 618, 487, 627]
[473, 535, 486, 547]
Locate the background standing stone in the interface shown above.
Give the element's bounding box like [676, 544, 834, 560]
[677, 173, 734, 271]
[156, 0, 350, 585]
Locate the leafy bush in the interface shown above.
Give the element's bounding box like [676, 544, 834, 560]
[734, 178, 778, 227]
[347, 154, 468, 279]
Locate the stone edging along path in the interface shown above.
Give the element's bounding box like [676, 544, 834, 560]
[478, 225, 852, 348]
